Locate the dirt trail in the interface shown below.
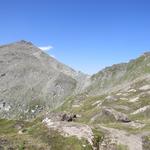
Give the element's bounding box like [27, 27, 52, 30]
[99, 125, 142, 150]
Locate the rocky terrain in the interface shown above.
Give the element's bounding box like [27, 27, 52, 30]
[0, 40, 88, 119]
[0, 41, 150, 150]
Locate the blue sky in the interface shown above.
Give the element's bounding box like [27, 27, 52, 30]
[0, 0, 150, 74]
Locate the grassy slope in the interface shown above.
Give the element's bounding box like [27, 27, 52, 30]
[0, 119, 93, 150]
[57, 83, 150, 133]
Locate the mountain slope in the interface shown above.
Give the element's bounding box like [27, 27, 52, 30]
[0, 40, 87, 119]
[1, 41, 150, 149]
[59, 52, 150, 123]
[57, 52, 150, 150]
[85, 52, 150, 95]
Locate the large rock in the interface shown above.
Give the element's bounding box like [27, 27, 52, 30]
[102, 107, 131, 122]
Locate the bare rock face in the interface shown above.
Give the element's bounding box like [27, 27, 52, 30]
[0, 41, 87, 119]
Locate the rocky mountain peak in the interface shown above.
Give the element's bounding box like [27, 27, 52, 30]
[16, 40, 34, 46]
[0, 41, 81, 119]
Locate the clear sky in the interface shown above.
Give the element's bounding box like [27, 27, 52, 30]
[0, 0, 150, 74]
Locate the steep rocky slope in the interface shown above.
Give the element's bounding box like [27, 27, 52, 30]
[0, 40, 88, 119]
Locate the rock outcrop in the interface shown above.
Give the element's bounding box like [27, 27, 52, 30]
[42, 117, 94, 146]
[101, 107, 131, 123]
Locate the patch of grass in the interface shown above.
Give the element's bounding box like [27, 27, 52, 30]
[92, 128, 104, 149]
[18, 142, 25, 150]
[0, 119, 93, 150]
[28, 122, 92, 150]
[117, 144, 128, 150]
[56, 94, 108, 124]
[142, 135, 150, 150]
[0, 119, 18, 134]
[104, 122, 142, 134]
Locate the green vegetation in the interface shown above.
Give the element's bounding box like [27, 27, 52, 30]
[142, 135, 150, 150]
[0, 119, 93, 150]
[103, 122, 141, 133]
[28, 122, 92, 150]
[18, 142, 25, 150]
[117, 144, 128, 150]
[92, 128, 104, 149]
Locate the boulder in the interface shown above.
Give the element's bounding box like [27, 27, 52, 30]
[61, 113, 77, 122]
[102, 107, 131, 123]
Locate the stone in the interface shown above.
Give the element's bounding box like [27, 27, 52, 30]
[61, 113, 77, 122]
[102, 107, 131, 123]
